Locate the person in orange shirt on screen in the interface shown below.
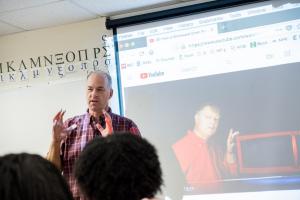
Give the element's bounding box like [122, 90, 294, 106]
[172, 104, 239, 192]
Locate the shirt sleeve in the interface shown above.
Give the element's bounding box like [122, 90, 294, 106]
[223, 158, 238, 175]
[129, 121, 141, 136]
[60, 117, 76, 156]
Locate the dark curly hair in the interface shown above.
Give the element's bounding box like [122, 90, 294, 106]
[74, 133, 163, 200]
[0, 153, 73, 200]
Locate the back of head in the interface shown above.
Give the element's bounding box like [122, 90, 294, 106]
[75, 133, 163, 200]
[0, 153, 73, 200]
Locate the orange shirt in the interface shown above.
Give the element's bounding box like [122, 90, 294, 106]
[172, 131, 222, 191]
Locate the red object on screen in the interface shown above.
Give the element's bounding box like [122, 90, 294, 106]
[236, 131, 300, 174]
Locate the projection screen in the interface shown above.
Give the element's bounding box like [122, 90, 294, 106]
[112, 0, 300, 199]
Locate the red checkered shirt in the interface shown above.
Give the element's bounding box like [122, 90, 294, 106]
[60, 107, 141, 200]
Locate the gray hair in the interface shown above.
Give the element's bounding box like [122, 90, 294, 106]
[87, 70, 112, 89]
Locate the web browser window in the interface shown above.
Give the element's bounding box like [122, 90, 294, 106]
[114, 1, 300, 199]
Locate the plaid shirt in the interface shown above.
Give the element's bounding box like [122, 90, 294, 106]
[60, 107, 141, 200]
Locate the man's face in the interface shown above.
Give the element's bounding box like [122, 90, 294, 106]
[195, 106, 220, 139]
[86, 73, 112, 114]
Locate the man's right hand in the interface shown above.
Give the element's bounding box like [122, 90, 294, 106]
[52, 110, 68, 143]
[47, 109, 70, 170]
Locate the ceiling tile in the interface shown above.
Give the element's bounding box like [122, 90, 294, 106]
[0, 1, 97, 30]
[71, 0, 175, 16]
[0, 0, 59, 13]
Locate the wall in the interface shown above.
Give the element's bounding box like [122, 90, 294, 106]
[0, 17, 118, 155]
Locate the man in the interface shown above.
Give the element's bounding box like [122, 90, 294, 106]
[46, 71, 141, 200]
[74, 133, 163, 200]
[172, 104, 239, 192]
[0, 153, 73, 200]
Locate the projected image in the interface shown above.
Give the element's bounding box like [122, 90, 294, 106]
[123, 63, 300, 197]
[114, 0, 300, 199]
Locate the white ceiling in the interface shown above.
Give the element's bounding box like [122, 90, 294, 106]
[0, 0, 206, 37]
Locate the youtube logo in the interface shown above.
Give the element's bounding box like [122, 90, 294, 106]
[140, 73, 148, 79]
[121, 64, 126, 69]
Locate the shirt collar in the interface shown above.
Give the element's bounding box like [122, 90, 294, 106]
[86, 106, 112, 123]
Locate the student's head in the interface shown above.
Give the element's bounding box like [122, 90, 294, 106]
[0, 153, 73, 200]
[75, 133, 163, 200]
[194, 104, 220, 140]
[86, 71, 113, 114]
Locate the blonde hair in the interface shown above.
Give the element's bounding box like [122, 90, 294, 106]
[196, 104, 220, 117]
